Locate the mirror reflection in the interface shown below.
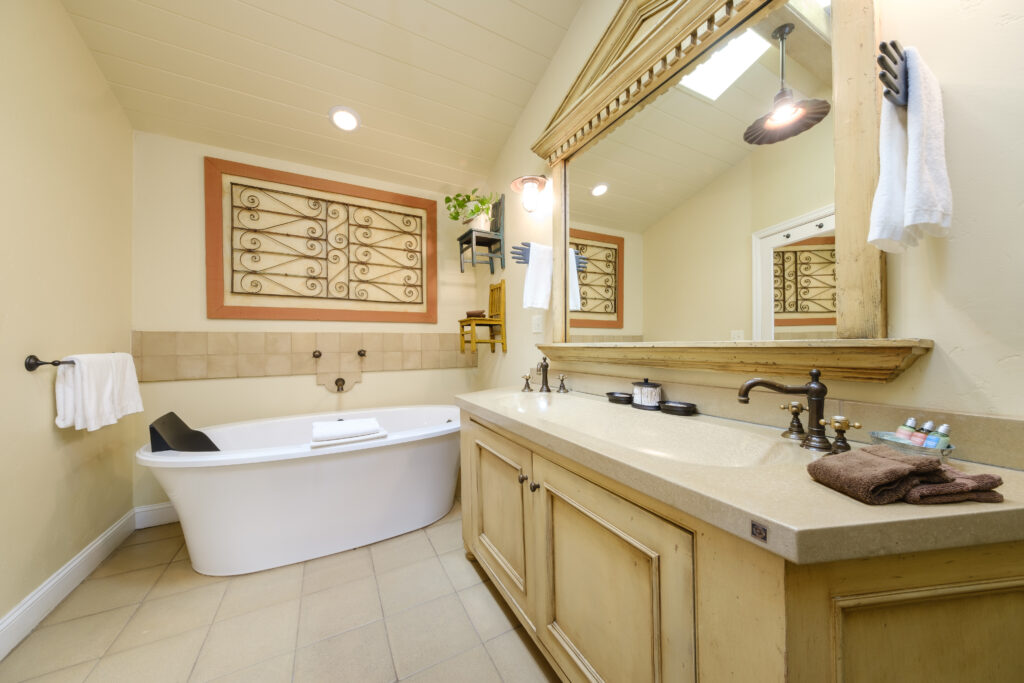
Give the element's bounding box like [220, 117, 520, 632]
[567, 0, 835, 342]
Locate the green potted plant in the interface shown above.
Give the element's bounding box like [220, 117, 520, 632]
[445, 188, 499, 231]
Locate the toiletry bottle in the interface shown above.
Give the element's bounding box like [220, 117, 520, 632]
[909, 420, 935, 446]
[923, 424, 951, 449]
[895, 417, 918, 440]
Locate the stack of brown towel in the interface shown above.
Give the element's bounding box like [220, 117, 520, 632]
[807, 444, 1003, 505]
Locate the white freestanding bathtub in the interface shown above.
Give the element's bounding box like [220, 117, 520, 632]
[136, 405, 460, 576]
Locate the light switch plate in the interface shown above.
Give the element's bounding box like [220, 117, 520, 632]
[532, 314, 544, 333]
[730, 329, 744, 340]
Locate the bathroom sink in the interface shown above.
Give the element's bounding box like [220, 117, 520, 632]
[491, 392, 809, 468]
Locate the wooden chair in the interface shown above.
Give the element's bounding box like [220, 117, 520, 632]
[459, 280, 507, 353]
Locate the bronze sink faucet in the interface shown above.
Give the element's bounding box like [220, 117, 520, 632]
[738, 369, 832, 453]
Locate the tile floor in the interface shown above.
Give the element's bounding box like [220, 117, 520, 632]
[0, 503, 559, 683]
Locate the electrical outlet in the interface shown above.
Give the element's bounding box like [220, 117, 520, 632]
[532, 314, 544, 334]
[730, 329, 744, 341]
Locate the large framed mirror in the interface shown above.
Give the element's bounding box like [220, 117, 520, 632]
[531, 0, 931, 381]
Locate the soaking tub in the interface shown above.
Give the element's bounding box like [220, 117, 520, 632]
[136, 405, 460, 575]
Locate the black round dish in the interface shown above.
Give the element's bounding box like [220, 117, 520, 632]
[659, 400, 697, 416]
[631, 402, 661, 411]
[606, 392, 632, 404]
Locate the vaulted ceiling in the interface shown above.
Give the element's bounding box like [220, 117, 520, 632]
[61, 0, 583, 193]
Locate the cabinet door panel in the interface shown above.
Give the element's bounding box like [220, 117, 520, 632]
[462, 421, 534, 628]
[533, 457, 695, 683]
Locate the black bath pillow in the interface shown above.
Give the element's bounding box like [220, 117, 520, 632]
[149, 412, 220, 452]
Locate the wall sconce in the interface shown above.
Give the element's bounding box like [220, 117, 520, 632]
[510, 175, 548, 212]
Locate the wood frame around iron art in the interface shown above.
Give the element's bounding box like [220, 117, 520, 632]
[569, 228, 624, 329]
[536, 0, 887, 345]
[204, 157, 437, 323]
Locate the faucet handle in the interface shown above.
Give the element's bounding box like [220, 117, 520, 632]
[780, 402, 807, 414]
[521, 374, 533, 392]
[820, 416, 861, 453]
[819, 416, 861, 431]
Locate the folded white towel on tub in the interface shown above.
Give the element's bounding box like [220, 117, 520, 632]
[311, 431, 388, 448]
[312, 418, 382, 442]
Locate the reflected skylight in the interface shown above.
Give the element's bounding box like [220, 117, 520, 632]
[679, 29, 771, 100]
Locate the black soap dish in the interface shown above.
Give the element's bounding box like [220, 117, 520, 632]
[659, 401, 697, 416]
[606, 392, 632, 405]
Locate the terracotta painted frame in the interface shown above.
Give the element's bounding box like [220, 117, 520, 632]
[569, 228, 624, 329]
[204, 157, 437, 322]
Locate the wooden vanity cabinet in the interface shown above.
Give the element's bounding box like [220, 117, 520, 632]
[461, 412, 1024, 683]
[461, 418, 697, 682]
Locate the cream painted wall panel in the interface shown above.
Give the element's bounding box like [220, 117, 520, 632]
[0, 0, 134, 616]
[854, 0, 1024, 417]
[426, 0, 578, 54]
[474, 0, 623, 391]
[132, 131, 477, 332]
[113, 88, 484, 188]
[131, 132, 479, 504]
[124, 111, 473, 195]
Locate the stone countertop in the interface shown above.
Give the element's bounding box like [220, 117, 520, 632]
[455, 387, 1024, 564]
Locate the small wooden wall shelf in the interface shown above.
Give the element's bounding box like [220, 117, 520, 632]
[536, 339, 934, 383]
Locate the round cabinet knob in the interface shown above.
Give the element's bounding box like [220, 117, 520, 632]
[529, 482, 540, 492]
[518, 473, 528, 484]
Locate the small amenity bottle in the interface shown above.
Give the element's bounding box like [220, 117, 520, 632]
[895, 417, 918, 440]
[923, 424, 951, 449]
[909, 420, 935, 446]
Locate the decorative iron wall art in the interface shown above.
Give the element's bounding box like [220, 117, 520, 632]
[205, 158, 437, 322]
[569, 229, 624, 329]
[773, 240, 836, 327]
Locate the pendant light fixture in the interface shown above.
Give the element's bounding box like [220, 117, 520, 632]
[743, 23, 830, 145]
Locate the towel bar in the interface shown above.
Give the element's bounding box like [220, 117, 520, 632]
[24, 355, 75, 372]
[510, 242, 589, 269]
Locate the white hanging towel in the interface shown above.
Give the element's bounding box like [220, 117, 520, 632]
[312, 418, 382, 442]
[55, 353, 144, 432]
[568, 248, 582, 312]
[869, 47, 952, 252]
[523, 242, 553, 309]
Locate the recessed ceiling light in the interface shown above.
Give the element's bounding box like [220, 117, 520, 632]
[591, 184, 608, 196]
[328, 106, 360, 131]
[679, 29, 770, 100]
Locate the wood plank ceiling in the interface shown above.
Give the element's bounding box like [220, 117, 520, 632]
[60, 0, 582, 193]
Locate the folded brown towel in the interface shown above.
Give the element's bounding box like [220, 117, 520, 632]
[807, 445, 949, 505]
[904, 464, 1004, 504]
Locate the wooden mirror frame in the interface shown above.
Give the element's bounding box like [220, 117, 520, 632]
[536, 0, 887, 346]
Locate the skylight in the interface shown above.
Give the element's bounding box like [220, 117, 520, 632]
[679, 29, 771, 100]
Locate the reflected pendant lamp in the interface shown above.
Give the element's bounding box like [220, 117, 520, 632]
[743, 23, 830, 145]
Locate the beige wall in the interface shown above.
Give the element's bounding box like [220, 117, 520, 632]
[643, 116, 834, 341]
[0, 0, 135, 615]
[131, 133, 478, 505]
[474, 0, 623, 390]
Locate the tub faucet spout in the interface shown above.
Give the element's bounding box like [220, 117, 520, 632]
[738, 369, 831, 453]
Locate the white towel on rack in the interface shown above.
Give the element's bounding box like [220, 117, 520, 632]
[523, 242, 553, 309]
[568, 248, 582, 312]
[55, 353, 144, 431]
[869, 47, 952, 252]
[312, 418, 382, 442]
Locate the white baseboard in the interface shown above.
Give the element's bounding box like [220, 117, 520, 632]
[133, 502, 179, 529]
[0, 510, 135, 660]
